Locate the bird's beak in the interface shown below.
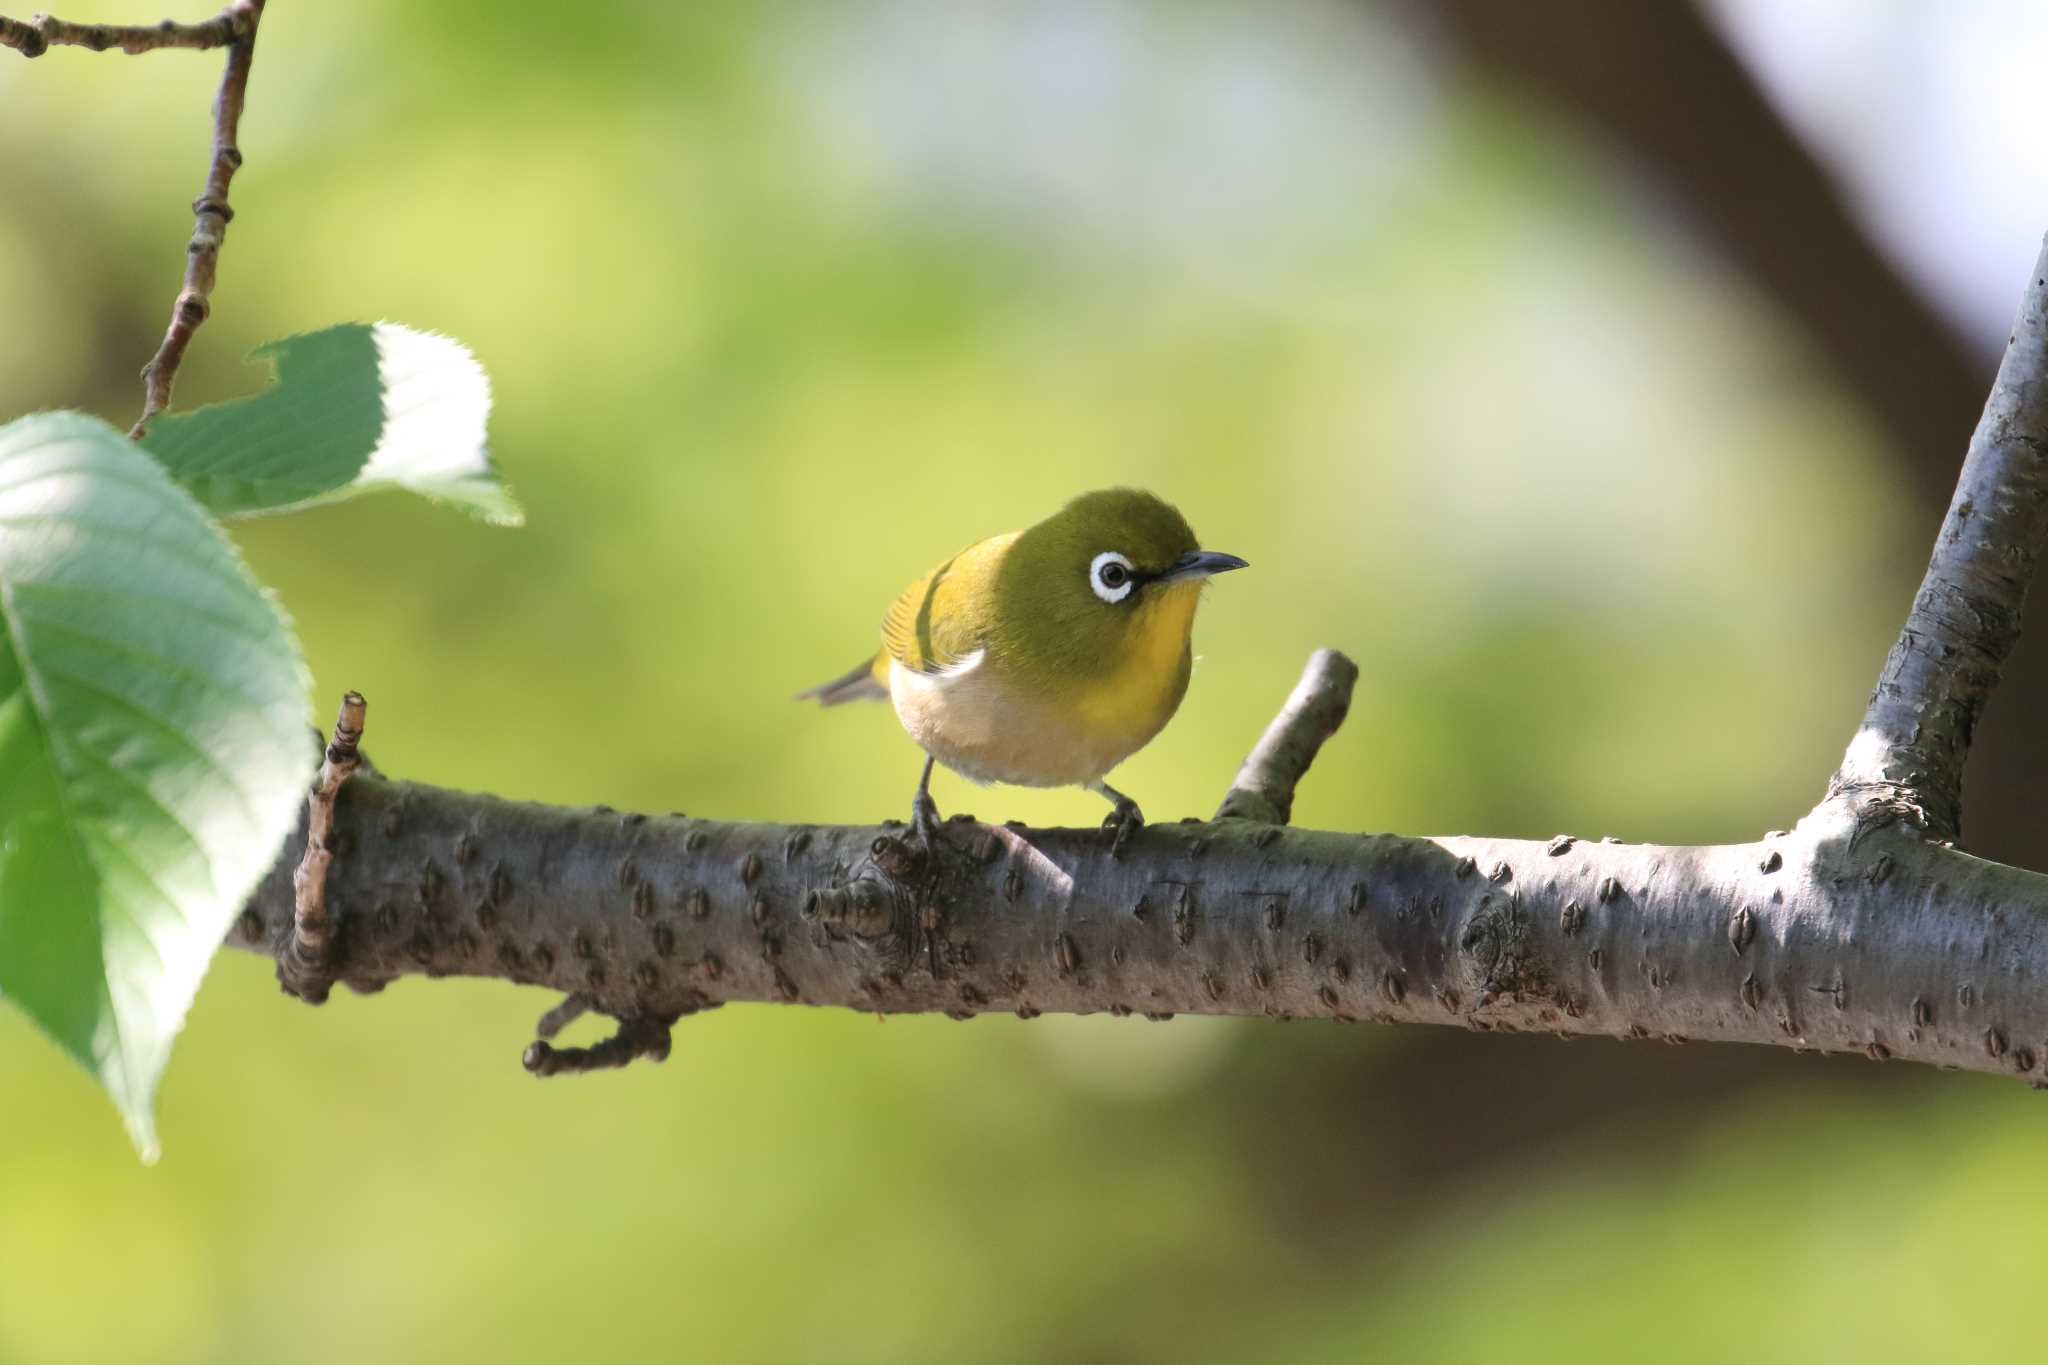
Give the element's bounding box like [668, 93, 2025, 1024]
[1159, 549, 1250, 583]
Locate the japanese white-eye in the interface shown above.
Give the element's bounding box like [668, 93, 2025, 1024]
[800, 488, 1247, 839]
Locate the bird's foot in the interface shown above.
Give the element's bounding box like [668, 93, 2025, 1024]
[1101, 796, 1144, 859]
[910, 789, 946, 851]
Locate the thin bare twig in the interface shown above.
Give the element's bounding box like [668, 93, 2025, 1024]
[1214, 648, 1358, 824]
[281, 690, 364, 1003]
[523, 1015, 677, 1077]
[130, 0, 265, 438]
[2, 1, 266, 433]
[535, 992, 595, 1039]
[0, 5, 245, 56]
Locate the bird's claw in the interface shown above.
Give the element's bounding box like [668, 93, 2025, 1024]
[911, 791, 946, 850]
[1102, 798, 1144, 858]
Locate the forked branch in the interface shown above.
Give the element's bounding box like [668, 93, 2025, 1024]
[1826, 234, 2048, 842]
[2, 0, 268, 437]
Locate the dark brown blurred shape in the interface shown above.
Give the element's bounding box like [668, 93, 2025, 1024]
[1225, 1023, 1939, 1261]
[1422, 0, 2046, 867]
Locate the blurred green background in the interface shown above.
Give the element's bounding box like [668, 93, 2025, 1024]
[4, 1, 2047, 1361]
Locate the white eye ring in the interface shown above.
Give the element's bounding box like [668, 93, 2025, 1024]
[1090, 551, 1135, 603]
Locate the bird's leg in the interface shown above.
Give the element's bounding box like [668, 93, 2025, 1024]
[1086, 778, 1144, 857]
[910, 754, 945, 847]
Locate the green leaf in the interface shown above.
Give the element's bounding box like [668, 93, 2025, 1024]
[0, 412, 312, 1159]
[138, 322, 523, 526]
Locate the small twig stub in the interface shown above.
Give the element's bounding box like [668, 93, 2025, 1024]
[281, 690, 365, 1002]
[1215, 648, 1359, 825]
[524, 1015, 676, 1077]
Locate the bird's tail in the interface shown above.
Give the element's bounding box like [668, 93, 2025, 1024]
[795, 654, 890, 705]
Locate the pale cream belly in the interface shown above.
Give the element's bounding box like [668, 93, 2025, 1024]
[890, 658, 1161, 787]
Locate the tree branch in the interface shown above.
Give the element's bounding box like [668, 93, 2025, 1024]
[1826, 235, 2048, 840]
[224, 746, 2048, 1087]
[1215, 648, 1357, 825]
[3, 2, 270, 435]
[1421, 0, 2048, 872]
[0, 5, 247, 56]
[130, 0, 265, 438]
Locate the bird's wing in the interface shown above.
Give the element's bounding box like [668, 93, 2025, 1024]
[879, 532, 1015, 676]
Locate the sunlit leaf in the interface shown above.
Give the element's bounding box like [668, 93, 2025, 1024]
[139, 321, 523, 526]
[0, 412, 312, 1158]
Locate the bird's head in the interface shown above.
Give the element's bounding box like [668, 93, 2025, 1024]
[994, 488, 1247, 683]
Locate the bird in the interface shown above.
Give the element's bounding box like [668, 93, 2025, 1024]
[799, 487, 1247, 845]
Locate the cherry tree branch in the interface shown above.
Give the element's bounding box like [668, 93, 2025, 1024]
[2, 0, 267, 438]
[0, 4, 248, 55]
[224, 738, 2048, 1087]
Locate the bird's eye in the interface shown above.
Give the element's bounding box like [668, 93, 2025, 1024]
[1090, 551, 1135, 603]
